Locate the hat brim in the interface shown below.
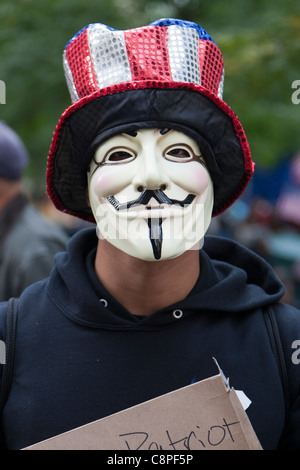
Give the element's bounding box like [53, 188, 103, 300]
[47, 81, 254, 221]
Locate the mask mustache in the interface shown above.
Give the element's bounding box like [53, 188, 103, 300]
[107, 189, 195, 211]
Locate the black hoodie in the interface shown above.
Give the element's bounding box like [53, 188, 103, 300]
[0, 228, 299, 450]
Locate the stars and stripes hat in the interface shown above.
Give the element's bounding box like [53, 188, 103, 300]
[46, 18, 254, 221]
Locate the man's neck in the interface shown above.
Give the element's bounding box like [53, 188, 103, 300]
[94, 239, 200, 316]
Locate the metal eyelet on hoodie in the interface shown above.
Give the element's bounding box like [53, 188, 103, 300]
[172, 309, 183, 319]
[99, 298, 108, 307]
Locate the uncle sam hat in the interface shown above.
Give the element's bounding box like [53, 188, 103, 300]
[46, 18, 254, 222]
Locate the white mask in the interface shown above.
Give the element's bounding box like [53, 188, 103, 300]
[87, 129, 214, 261]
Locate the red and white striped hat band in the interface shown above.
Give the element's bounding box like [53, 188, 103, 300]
[64, 19, 224, 103]
[46, 19, 254, 222]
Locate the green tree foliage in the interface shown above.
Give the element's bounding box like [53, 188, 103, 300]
[0, 0, 299, 192]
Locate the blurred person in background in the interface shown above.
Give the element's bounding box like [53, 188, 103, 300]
[0, 121, 68, 301]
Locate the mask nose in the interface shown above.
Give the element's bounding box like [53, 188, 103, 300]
[132, 149, 171, 192]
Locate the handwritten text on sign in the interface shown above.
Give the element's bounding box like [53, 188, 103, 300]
[120, 417, 240, 450]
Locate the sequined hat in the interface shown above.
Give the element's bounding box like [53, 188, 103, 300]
[47, 18, 254, 221]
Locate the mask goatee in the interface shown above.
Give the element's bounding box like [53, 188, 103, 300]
[146, 217, 164, 260]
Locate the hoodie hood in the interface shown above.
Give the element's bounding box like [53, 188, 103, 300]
[47, 228, 285, 329]
[200, 235, 285, 311]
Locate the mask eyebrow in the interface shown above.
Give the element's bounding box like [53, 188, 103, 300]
[159, 128, 170, 135]
[124, 130, 138, 137]
[124, 128, 171, 137]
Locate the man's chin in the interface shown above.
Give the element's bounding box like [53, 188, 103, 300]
[99, 236, 203, 262]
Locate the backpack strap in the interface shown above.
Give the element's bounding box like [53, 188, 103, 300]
[263, 305, 289, 422]
[0, 298, 19, 412]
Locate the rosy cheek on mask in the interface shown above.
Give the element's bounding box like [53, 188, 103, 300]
[169, 162, 211, 195]
[193, 166, 211, 194]
[91, 171, 113, 198]
[90, 166, 133, 198]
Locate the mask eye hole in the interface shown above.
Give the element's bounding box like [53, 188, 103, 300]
[164, 145, 194, 163]
[104, 147, 137, 165]
[91, 147, 137, 175]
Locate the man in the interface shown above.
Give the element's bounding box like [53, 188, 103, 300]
[0, 19, 299, 450]
[0, 122, 68, 301]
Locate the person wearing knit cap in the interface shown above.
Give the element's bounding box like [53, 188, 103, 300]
[0, 122, 68, 301]
[0, 122, 28, 180]
[0, 20, 299, 450]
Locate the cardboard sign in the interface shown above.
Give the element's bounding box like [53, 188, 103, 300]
[23, 368, 262, 450]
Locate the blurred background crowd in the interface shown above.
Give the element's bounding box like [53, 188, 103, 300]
[0, 0, 300, 305]
[208, 150, 300, 308]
